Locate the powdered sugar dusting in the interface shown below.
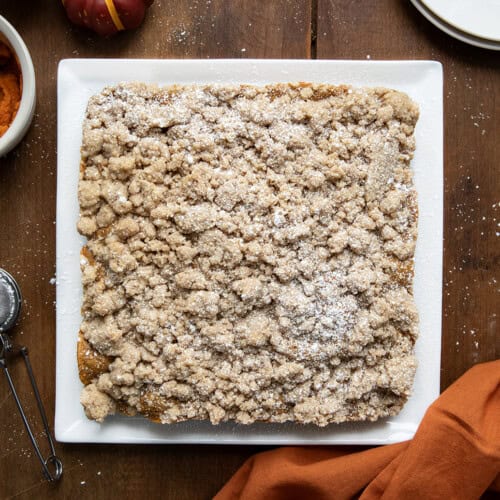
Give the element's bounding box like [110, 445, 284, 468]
[78, 82, 420, 427]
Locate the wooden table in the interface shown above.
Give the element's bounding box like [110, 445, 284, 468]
[0, 1, 498, 498]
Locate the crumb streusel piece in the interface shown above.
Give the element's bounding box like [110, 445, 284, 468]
[77, 82, 419, 426]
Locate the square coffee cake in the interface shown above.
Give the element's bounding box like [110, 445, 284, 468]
[77, 82, 419, 426]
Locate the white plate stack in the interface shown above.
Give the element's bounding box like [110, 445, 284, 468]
[410, 0, 500, 50]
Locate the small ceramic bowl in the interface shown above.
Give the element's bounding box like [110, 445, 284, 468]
[0, 16, 36, 157]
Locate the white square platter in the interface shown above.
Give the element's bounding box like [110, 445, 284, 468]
[56, 59, 443, 444]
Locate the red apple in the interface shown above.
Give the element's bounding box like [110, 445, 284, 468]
[62, 0, 154, 36]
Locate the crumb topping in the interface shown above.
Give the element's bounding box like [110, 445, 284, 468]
[77, 82, 419, 426]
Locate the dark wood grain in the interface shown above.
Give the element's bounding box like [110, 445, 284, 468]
[316, 0, 499, 391]
[0, 0, 498, 498]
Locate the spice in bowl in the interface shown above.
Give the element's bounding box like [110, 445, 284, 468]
[0, 40, 21, 137]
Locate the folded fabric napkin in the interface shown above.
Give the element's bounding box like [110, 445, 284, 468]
[216, 360, 500, 499]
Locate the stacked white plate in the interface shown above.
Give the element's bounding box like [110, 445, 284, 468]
[410, 0, 500, 50]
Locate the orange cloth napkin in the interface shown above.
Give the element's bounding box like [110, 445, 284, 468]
[216, 360, 500, 500]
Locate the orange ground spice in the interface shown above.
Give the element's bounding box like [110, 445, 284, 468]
[0, 41, 21, 137]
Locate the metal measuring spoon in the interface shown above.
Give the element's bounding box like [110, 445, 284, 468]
[0, 268, 62, 482]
